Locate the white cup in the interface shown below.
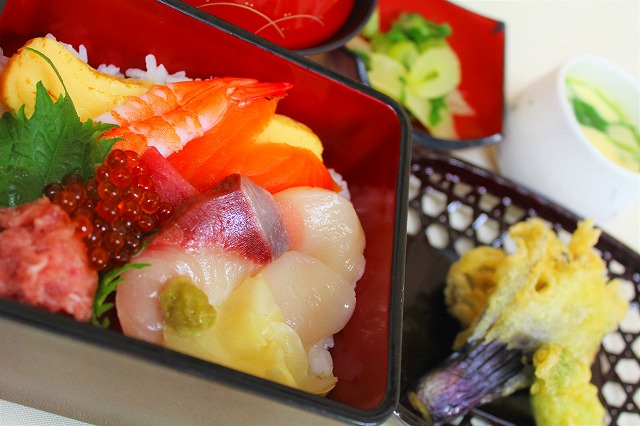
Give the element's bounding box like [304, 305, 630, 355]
[496, 55, 640, 224]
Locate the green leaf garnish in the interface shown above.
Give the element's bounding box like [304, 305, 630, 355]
[429, 97, 448, 127]
[0, 48, 119, 207]
[570, 96, 609, 133]
[91, 262, 150, 328]
[391, 13, 452, 44]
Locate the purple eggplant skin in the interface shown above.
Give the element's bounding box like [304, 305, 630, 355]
[408, 340, 529, 424]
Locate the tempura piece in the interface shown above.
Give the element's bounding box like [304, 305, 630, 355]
[531, 344, 605, 426]
[444, 246, 505, 331]
[463, 218, 627, 364]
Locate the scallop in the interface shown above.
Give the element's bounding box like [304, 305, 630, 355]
[274, 186, 366, 286]
[260, 251, 356, 350]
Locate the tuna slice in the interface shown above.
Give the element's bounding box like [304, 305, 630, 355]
[115, 173, 290, 344]
[0, 197, 98, 321]
[140, 146, 200, 207]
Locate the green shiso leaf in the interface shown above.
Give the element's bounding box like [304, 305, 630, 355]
[0, 49, 118, 207]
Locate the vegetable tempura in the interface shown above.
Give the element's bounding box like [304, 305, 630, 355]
[409, 218, 629, 423]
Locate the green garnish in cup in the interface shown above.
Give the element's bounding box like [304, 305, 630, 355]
[566, 76, 640, 173]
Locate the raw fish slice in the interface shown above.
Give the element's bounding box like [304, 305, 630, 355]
[161, 174, 289, 262]
[167, 97, 278, 186]
[197, 140, 338, 194]
[140, 146, 200, 207]
[259, 251, 356, 350]
[116, 245, 261, 344]
[274, 187, 366, 285]
[167, 97, 337, 194]
[115, 174, 290, 344]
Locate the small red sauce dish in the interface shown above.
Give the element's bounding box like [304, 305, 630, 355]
[339, 0, 505, 150]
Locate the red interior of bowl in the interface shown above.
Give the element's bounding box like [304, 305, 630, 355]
[0, 0, 407, 417]
[377, 0, 505, 140]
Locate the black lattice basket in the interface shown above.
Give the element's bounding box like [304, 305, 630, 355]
[394, 147, 640, 426]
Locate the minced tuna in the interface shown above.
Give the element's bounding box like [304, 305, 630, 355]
[0, 197, 97, 321]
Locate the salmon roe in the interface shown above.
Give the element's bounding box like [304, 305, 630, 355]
[43, 149, 174, 272]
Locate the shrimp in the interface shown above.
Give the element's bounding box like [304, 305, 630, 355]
[95, 77, 292, 157]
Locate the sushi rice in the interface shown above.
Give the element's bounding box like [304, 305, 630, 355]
[46, 33, 193, 84]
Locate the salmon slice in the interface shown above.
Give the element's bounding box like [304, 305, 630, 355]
[167, 96, 279, 185]
[169, 103, 337, 193]
[210, 142, 338, 194]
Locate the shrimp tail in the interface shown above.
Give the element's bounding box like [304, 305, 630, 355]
[230, 81, 293, 102]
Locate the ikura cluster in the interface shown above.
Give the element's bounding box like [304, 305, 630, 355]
[43, 149, 174, 272]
